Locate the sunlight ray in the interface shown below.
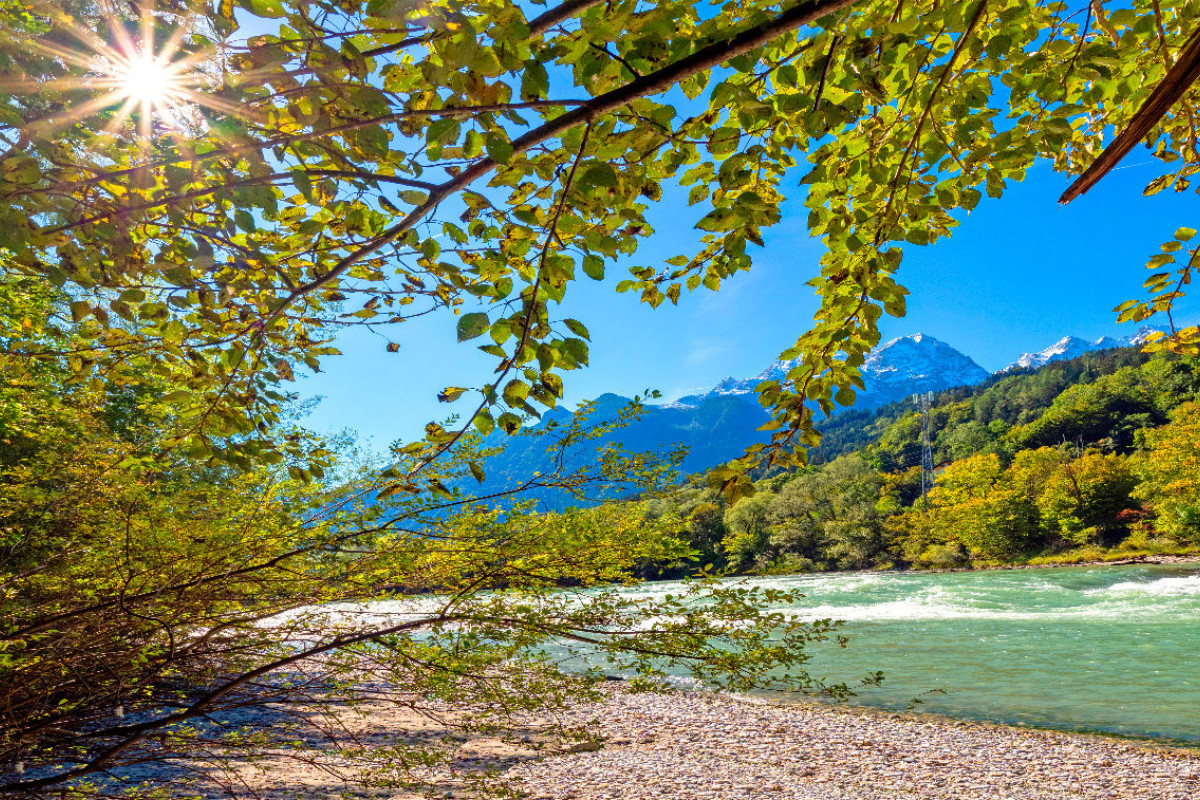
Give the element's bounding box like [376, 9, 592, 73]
[15, 0, 232, 146]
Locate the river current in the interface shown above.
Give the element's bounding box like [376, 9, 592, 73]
[327, 563, 1200, 744]
[625, 563, 1200, 744]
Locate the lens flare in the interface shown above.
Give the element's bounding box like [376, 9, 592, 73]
[120, 55, 176, 107]
[10, 2, 253, 144]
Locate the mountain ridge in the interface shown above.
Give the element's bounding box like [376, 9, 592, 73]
[1001, 326, 1161, 372]
[669, 327, 1165, 410]
[668, 333, 990, 412]
[467, 329, 1162, 510]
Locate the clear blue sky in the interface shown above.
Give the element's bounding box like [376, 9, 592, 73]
[296, 156, 1199, 450]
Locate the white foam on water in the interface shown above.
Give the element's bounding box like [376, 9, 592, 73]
[780, 572, 889, 594]
[782, 579, 1200, 623]
[264, 568, 1200, 631]
[785, 585, 1006, 622]
[1085, 574, 1200, 598]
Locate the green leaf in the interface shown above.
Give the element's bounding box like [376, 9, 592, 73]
[249, 0, 284, 17]
[473, 410, 495, 435]
[456, 312, 489, 341]
[521, 60, 549, 99]
[503, 379, 529, 405]
[582, 255, 605, 280]
[583, 163, 617, 187]
[696, 208, 734, 232]
[485, 133, 514, 164]
[563, 318, 589, 339]
[562, 337, 589, 366]
[426, 118, 459, 146]
[706, 127, 741, 156]
[463, 129, 483, 158]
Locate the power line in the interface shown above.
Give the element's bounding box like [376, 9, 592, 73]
[912, 391, 935, 502]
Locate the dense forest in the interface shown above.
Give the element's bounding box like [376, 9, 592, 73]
[644, 348, 1200, 574]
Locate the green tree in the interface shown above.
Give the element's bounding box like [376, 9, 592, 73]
[926, 453, 1039, 560]
[769, 454, 887, 570]
[1036, 450, 1138, 546]
[0, 280, 847, 795]
[1009, 368, 1157, 452]
[722, 491, 775, 571]
[938, 419, 993, 462]
[1134, 401, 1200, 542]
[3, 0, 1200, 490]
[686, 500, 731, 571]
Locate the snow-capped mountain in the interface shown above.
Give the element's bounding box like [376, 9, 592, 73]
[1003, 326, 1162, 372]
[669, 334, 989, 412]
[667, 363, 788, 407]
[472, 329, 1161, 511]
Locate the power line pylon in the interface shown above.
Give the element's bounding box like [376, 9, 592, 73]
[912, 390, 935, 502]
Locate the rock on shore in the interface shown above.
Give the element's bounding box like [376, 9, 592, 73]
[505, 688, 1200, 800]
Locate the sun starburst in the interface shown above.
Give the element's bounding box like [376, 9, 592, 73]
[118, 54, 180, 108]
[13, 0, 249, 144]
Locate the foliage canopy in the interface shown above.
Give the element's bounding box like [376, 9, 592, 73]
[2, 0, 1199, 494]
[4, 0, 1200, 794]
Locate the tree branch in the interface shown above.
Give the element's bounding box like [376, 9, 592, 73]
[275, 0, 863, 313]
[527, 0, 608, 36]
[1060, 24, 1200, 203]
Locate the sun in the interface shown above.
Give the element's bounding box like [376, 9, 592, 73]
[119, 55, 178, 108]
[12, 1, 257, 144]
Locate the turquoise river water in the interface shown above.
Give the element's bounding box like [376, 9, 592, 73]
[614, 564, 1200, 744]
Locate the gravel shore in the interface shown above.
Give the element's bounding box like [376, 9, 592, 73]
[99, 681, 1199, 799]
[504, 687, 1200, 800]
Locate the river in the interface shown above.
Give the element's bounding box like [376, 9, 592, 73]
[625, 563, 1200, 744]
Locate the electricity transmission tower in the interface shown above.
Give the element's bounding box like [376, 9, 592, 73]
[912, 391, 935, 502]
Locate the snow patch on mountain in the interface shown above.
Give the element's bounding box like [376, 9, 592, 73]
[1003, 326, 1162, 372]
[666, 334, 989, 411]
[859, 333, 990, 405]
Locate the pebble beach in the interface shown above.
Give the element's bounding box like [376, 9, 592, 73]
[116, 680, 1200, 799]
[503, 687, 1200, 800]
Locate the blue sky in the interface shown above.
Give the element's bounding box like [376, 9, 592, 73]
[296, 155, 1198, 450]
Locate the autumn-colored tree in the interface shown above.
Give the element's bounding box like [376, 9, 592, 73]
[1133, 401, 1200, 542]
[0, 278, 852, 796]
[1036, 450, 1138, 545]
[925, 453, 1039, 560]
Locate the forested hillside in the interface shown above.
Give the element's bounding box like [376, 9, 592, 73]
[647, 348, 1200, 575]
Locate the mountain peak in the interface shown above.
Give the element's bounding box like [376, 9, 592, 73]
[1004, 327, 1163, 372]
[666, 333, 987, 412]
[862, 334, 988, 400]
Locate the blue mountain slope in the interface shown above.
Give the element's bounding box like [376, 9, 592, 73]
[467, 334, 992, 511]
[467, 393, 771, 510]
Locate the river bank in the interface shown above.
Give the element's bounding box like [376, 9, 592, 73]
[909, 549, 1200, 575]
[731, 549, 1200, 582]
[116, 563, 1200, 798]
[190, 680, 1200, 799]
[503, 685, 1200, 800]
